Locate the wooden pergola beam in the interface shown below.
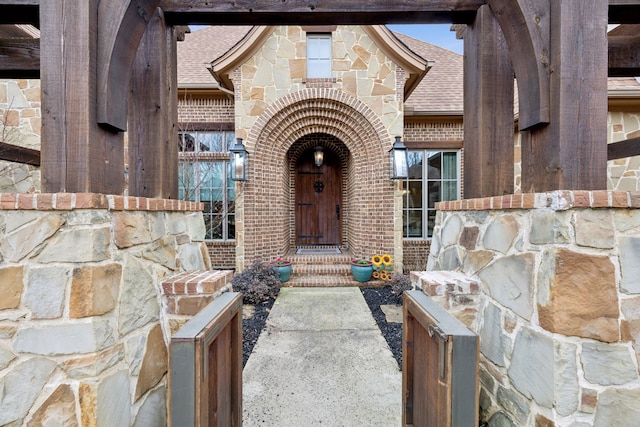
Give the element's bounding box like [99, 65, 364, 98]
[0, 37, 39, 78]
[0, 1, 39, 26]
[463, 5, 514, 198]
[158, 0, 485, 25]
[609, 33, 640, 77]
[97, 0, 161, 131]
[608, 137, 640, 160]
[0, 141, 40, 166]
[488, 0, 549, 130]
[609, 0, 640, 24]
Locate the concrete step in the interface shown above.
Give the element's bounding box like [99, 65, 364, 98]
[284, 274, 385, 288]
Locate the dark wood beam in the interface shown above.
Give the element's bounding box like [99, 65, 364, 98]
[0, 37, 39, 78]
[608, 137, 640, 160]
[0, 141, 40, 166]
[128, 8, 178, 198]
[463, 5, 514, 198]
[41, 0, 124, 194]
[158, 0, 485, 25]
[609, 0, 640, 24]
[97, 0, 161, 132]
[0, 1, 39, 26]
[488, 0, 549, 130]
[609, 32, 640, 77]
[520, 1, 608, 192]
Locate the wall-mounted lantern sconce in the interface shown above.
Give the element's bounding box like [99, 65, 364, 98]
[230, 138, 249, 181]
[389, 136, 409, 179]
[314, 146, 324, 167]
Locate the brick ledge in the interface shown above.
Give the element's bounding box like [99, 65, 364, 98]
[436, 190, 640, 212]
[0, 193, 203, 212]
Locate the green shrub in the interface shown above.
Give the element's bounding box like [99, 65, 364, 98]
[231, 259, 280, 304]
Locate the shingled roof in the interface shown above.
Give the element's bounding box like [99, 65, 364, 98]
[393, 31, 464, 114]
[177, 25, 463, 114]
[177, 25, 252, 87]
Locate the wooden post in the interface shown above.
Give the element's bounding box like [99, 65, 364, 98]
[463, 4, 514, 199]
[40, 0, 124, 194]
[520, 0, 608, 192]
[128, 7, 178, 198]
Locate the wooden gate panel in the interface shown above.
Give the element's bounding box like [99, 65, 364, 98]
[170, 292, 242, 427]
[403, 290, 478, 427]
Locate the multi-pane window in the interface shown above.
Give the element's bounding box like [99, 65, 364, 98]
[402, 150, 460, 238]
[178, 131, 236, 241]
[307, 34, 332, 78]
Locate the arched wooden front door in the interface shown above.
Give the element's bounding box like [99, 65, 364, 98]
[295, 147, 342, 246]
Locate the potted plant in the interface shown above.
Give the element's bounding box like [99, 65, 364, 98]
[351, 258, 374, 282]
[270, 257, 293, 282]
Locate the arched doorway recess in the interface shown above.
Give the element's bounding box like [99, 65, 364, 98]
[238, 88, 398, 268]
[290, 134, 346, 248]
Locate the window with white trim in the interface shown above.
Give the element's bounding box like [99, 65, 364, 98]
[402, 150, 461, 238]
[178, 131, 236, 241]
[307, 33, 332, 78]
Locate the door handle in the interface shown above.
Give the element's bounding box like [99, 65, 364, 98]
[336, 204, 340, 220]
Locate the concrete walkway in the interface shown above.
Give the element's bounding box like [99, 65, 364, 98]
[242, 287, 402, 426]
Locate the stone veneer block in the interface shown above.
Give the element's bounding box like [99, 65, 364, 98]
[38, 226, 111, 263]
[70, 264, 122, 318]
[619, 236, 640, 294]
[134, 324, 168, 401]
[581, 342, 638, 386]
[593, 388, 640, 427]
[14, 320, 115, 355]
[537, 248, 619, 342]
[440, 214, 463, 247]
[0, 357, 57, 425]
[63, 343, 125, 379]
[178, 243, 208, 270]
[479, 254, 535, 320]
[574, 209, 615, 249]
[80, 370, 131, 427]
[112, 211, 164, 249]
[141, 236, 177, 270]
[118, 255, 160, 336]
[480, 302, 505, 367]
[27, 384, 78, 427]
[0, 265, 24, 309]
[24, 266, 69, 318]
[0, 213, 65, 262]
[133, 385, 167, 427]
[555, 341, 579, 416]
[482, 215, 519, 254]
[621, 297, 640, 364]
[508, 327, 554, 408]
[529, 209, 570, 245]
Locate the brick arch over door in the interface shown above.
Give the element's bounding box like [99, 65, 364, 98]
[241, 88, 397, 264]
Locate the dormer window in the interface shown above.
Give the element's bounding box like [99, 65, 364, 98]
[306, 33, 332, 78]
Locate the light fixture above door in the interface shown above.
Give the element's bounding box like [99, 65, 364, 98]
[314, 146, 324, 167]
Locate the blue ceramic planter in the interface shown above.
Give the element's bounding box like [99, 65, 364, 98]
[273, 264, 292, 282]
[351, 263, 373, 282]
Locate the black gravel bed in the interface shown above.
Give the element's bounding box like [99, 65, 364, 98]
[242, 298, 275, 367]
[360, 287, 403, 370]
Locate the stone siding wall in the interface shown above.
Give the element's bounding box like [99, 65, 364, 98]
[427, 191, 640, 426]
[235, 25, 403, 141]
[0, 193, 217, 426]
[608, 111, 640, 191]
[0, 79, 41, 193]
